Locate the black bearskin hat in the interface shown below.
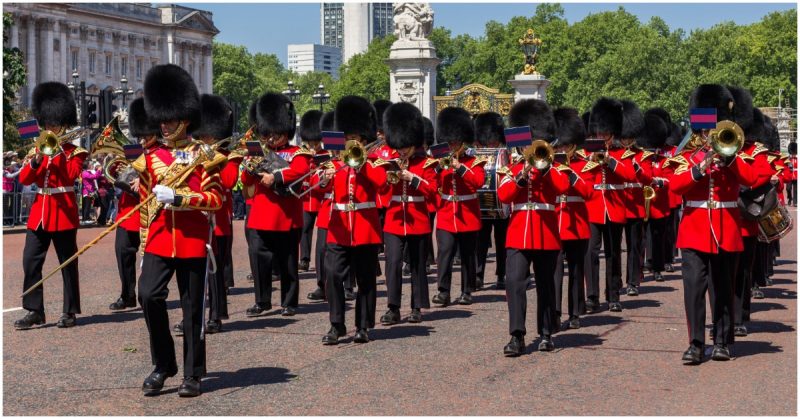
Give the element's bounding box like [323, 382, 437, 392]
[620, 100, 644, 139]
[436, 106, 474, 144]
[747, 108, 772, 143]
[474, 112, 506, 146]
[128, 97, 160, 138]
[31, 82, 77, 128]
[247, 101, 257, 127]
[665, 122, 682, 147]
[422, 116, 435, 147]
[581, 111, 591, 134]
[789, 142, 797, 155]
[553, 107, 586, 146]
[688, 84, 734, 131]
[588, 97, 624, 138]
[508, 99, 556, 140]
[299, 110, 323, 142]
[637, 109, 669, 149]
[320, 111, 335, 132]
[255, 92, 296, 138]
[192, 94, 233, 140]
[384, 102, 423, 149]
[373, 99, 392, 132]
[646, 108, 672, 128]
[726, 85, 755, 131]
[143, 64, 200, 131]
[334, 96, 377, 143]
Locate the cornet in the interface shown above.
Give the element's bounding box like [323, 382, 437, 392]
[521, 140, 554, 171]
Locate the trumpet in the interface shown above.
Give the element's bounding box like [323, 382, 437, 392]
[386, 158, 408, 184]
[32, 126, 94, 157]
[689, 120, 745, 167]
[643, 185, 656, 222]
[293, 140, 372, 199]
[521, 140, 554, 171]
[439, 144, 465, 171]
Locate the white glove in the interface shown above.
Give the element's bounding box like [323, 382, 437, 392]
[153, 185, 176, 204]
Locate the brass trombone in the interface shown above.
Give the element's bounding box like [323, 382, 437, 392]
[31, 127, 94, 157]
[294, 140, 368, 199]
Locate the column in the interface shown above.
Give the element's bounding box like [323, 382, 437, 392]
[205, 48, 213, 94]
[43, 18, 54, 81]
[166, 31, 174, 64]
[10, 13, 19, 49]
[181, 42, 188, 69]
[26, 16, 37, 105]
[78, 26, 87, 80]
[58, 20, 67, 82]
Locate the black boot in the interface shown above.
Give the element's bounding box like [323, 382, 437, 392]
[14, 311, 45, 330]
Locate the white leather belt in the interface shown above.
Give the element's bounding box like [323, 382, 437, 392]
[165, 205, 193, 211]
[323, 193, 332, 200]
[625, 182, 643, 188]
[557, 196, 585, 203]
[512, 202, 555, 211]
[38, 186, 74, 195]
[391, 195, 425, 203]
[332, 202, 376, 212]
[684, 200, 737, 209]
[594, 184, 625, 190]
[440, 193, 477, 202]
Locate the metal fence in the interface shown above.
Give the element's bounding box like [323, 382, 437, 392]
[3, 189, 93, 227]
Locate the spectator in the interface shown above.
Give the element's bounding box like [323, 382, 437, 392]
[81, 161, 101, 224]
[94, 162, 112, 226]
[232, 174, 245, 220]
[4, 160, 21, 226]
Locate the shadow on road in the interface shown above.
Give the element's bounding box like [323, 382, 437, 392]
[223, 317, 298, 332]
[370, 325, 435, 340]
[748, 320, 795, 334]
[552, 332, 605, 349]
[203, 367, 296, 393]
[734, 340, 783, 359]
[638, 285, 677, 294]
[622, 298, 662, 310]
[80, 311, 142, 326]
[751, 301, 787, 313]
[226, 286, 255, 296]
[762, 287, 796, 300]
[472, 294, 506, 304]
[580, 314, 624, 328]
[423, 308, 473, 322]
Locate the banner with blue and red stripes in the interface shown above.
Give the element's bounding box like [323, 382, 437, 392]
[246, 141, 265, 157]
[690, 108, 716, 130]
[322, 131, 346, 151]
[123, 144, 144, 160]
[504, 126, 533, 148]
[16, 119, 39, 140]
[428, 143, 451, 159]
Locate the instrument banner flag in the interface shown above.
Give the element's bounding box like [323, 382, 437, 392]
[245, 141, 265, 157]
[504, 126, 533, 148]
[17, 119, 40, 140]
[429, 143, 451, 158]
[322, 131, 346, 151]
[690, 108, 717, 130]
[123, 144, 144, 160]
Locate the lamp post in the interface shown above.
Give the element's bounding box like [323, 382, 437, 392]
[518, 28, 543, 75]
[114, 75, 133, 110]
[283, 80, 300, 102]
[311, 83, 330, 112]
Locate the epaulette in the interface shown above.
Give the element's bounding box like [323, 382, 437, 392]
[293, 147, 314, 157]
[664, 155, 689, 168]
[738, 152, 754, 163]
[496, 166, 514, 177]
[202, 151, 228, 172]
[471, 155, 489, 167]
[641, 150, 654, 160]
[228, 149, 248, 160]
[767, 155, 777, 164]
[581, 161, 599, 173]
[751, 142, 768, 157]
[673, 163, 690, 175]
[621, 149, 636, 160]
[321, 161, 335, 170]
[576, 149, 588, 159]
[423, 157, 439, 169]
[555, 164, 572, 173]
[370, 158, 391, 168]
[131, 154, 147, 173]
[69, 146, 89, 158]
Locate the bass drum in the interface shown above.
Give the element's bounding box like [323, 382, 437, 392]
[758, 204, 793, 243]
[473, 147, 510, 220]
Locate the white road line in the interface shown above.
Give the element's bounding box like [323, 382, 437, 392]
[3, 307, 23, 313]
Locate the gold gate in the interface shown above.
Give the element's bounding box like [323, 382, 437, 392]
[433, 83, 515, 118]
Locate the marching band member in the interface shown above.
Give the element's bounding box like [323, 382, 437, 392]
[322, 96, 389, 345]
[552, 107, 592, 330]
[583, 98, 637, 313]
[108, 97, 161, 312]
[499, 99, 569, 356]
[674, 84, 755, 364]
[299, 110, 326, 273]
[136, 64, 224, 396]
[473, 112, 508, 290]
[788, 142, 797, 206]
[662, 123, 684, 273]
[15, 82, 87, 330]
[619, 100, 649, 297]
[380, 103, 438, 325]
[432, 107, 487, 306]
[241, 93, 311, 317]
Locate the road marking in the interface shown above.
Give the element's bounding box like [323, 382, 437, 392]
[3, 307, 23, 313]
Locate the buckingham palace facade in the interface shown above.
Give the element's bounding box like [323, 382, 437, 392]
[3, 3, 219, 107]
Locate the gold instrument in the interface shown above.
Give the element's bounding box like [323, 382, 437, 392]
[643, 185, 656, 222]
[32, 127, 93, 157]
[386, 158, 408, 184]
[522, 139, 554, 170]
[91, 117, 137, 184]
[439, 144, 465, 171]
[708, 120, 744, 158]
[340, 139, 367, 169]
[591, 151, 606, 165]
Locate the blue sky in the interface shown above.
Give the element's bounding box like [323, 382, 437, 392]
[185, 2, 796, 66]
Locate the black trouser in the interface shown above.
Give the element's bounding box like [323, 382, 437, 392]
[476, 217, 508, 284]
[665, 209, 679, 264]
[788, 180, 797, 205]
[300, 211, 318, 263]
[210, 234, 230, 320]
[403, 213, 436, 267]
[734, 236, 757, 326]
[232, 190, 245, 219]
[81, 196, 94, 221]
[244, 204, 257, 281]
[252, 229, 300, 309]
[681, 248, 736, 348]
[507, 248, 559, 337]
[645, 217, 668, 273]
[139, 254, 206, 377]
[624, 218, 645, 287]
[436, 230, 478, 295]
[586, 221, 624, 303]
[325, 243, 379, 329]
[114, 227, 140, 301]
[223, 228, 234, 288]
[315, 227, 328, 290]
[3, 192, 15, 225]
[555, 239, 588, 319]
[385, 233, 430, 310]
[22, 228, 80, 314]
[96, 192, 111, 225]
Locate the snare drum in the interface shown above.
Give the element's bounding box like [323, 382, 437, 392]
[473, 148, 510, 219]
[758, 204, 793, 243]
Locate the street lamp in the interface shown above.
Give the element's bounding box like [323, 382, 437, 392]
[311, 83, 330, 112]
[283, 80, 300, 102]
[445, 82, 452, 96]
[518, 28, 543, 75]
[114, 75, 133, 110]
[67, 69, 79, 97]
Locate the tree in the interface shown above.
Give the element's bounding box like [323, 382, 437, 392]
[212, 42, 259, 129]
[331, 35, 395, 103]
[3, 12, 27, 154]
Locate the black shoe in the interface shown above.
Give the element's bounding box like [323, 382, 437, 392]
[142, 367, 178, 395]
[344, 289, 356, 301]
[681, 345, 702, 364]
[664, 263, 674, 273]
[455, 293, 472, 305]
[322, 324, 346, 345]
[734, 325, 748, 337]
[272, 274, 280, 282]
[585, 299, 599, 314]
[609, 302, 623, 312]
[503, 335, 525, 357]
[626, 286, 639, 296]
[380, 308, 400, 326]
[402, 263, 411, 277]
[711, 344, 731, 361]
[56, 313, 76, 328]
[178, 376, 202, 397]
[752, 287, 765, 299]
[654, 272, 664, 282]
[206, 319, 222, 334]
[538, 336, 555, 352]
[494, 280, 506, 290]
[173, 321, 184, 336]
[246, 273, 254, 282]
[353, 328, 370, 343]
[432, 292, 450, 306]
[308, 287, 326, 301]
[765, 277, 773, 286]
[299, 259, 310, 272]
[14, 311, 45, 330]
[281, 306, 296, 316]
[475, 278, 484, 290]
[567, 316, 580, 329]
[246, 304, 271, 317]
[426, 263, 434, 275]
[408, 308, 422, 323]
[109, 297, 137, 311]
[643, 262, 652, 272]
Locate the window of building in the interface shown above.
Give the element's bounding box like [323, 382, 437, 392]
[136, 58, 143, 79]
[121, 56, 127, 76]
[105, 54, 111, 75]
[89, 51, 96, 73]
[71, 50, 78, 72]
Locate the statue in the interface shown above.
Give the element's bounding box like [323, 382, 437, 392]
[393, 3, 433, 42]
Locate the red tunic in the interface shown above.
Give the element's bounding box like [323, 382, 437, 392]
[311, 160, 339, 230]
[663, 145, 683, 209]
[624, 148, 654, 220]
[435, 155, 486, 233]
[790, 156, 798, 181]
[137, 145, 224, 258]
[303, 150, 331, 213]
[326, 160, 388, 246]
[647, 152, 672, 220]
[737, 142, 777, 237]
[577, 148, 637, 224]
[214, 151, 243, 237]
[241, 144, 312, 231]
[370, 144, 398, 209]
[671, 151, 756, 254]
[383, 155, 439, 236]
[19, 143, 87, 232]
[497, 162, 569, 250]
[555, 160, 593, 241]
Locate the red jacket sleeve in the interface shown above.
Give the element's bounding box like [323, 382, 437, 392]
[412, 163, 439, 201]
[219, 157, 242, 189]
[176, 167, 224, 211]
[461, 161, 486, 190]
[610, 156, 636, 182]
[274, 154, 311, 186]
[19, 156, 47, 185]
[635, 155, 654, 185]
